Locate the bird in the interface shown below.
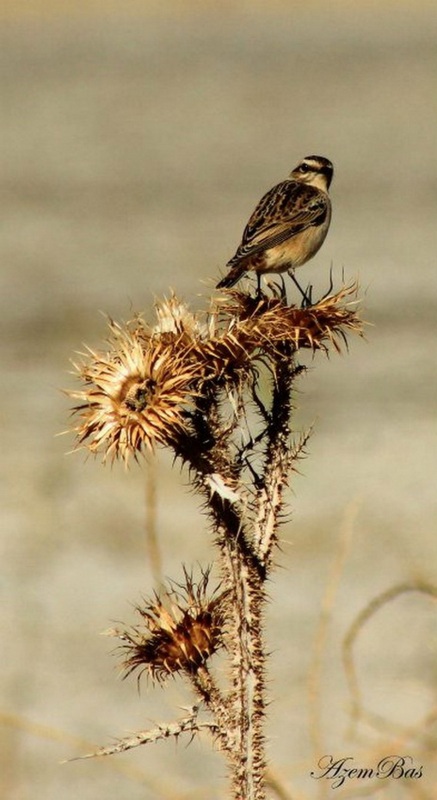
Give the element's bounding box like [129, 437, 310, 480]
[216, 155, 333, 294]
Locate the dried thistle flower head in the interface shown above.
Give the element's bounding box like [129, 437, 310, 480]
[109, 569, 226, 685]
[219, 282, 362, 355]
[68, 317, 200, 463]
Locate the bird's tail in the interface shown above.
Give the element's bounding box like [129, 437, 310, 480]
[216, 261, 247, 290]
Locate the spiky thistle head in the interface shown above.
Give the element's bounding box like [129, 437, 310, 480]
[218, 282, 363, 355]
[68, 315, 201, 463]
[107, 568, 227, 685]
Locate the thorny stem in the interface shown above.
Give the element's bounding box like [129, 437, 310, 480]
[253, 342, 298, 568]
[69, 706, 219, 761]
[176, 350, 308, 798]
[221, 539, 266, 800]
[190, 665, 238, 757]
[176, 402, 264, 580]
[177, 405, 269, 797]
[221, 342, 301, 799]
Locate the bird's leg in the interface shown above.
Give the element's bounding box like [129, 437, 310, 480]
[279, 274, 287, 302]
[320, 263, 335, 301]
[288, 270, 312, 307]
[255, 272, 262, 300]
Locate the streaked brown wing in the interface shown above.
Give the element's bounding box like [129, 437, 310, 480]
[227, 181, 328, 267]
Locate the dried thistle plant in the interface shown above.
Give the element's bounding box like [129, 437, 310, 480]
[67, 282, 363, 799]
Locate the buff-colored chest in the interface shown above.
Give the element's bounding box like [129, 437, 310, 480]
[259, 204, 331, 273]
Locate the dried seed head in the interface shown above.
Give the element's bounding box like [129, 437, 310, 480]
[218, 283, 363, 355]
[109, 569, 226, 685]
[68, 317, 200, 463]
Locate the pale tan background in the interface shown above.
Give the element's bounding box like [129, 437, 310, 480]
[1, 2, 436, 798]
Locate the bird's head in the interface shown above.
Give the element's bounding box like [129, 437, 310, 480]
[290, 155, 333, 192]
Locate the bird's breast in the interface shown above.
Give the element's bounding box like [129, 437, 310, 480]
[261, 218, 330, 272]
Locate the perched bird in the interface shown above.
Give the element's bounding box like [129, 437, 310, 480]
[216, 155, 333, 293]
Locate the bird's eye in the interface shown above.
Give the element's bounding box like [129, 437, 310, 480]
[299, 163, 311, 173]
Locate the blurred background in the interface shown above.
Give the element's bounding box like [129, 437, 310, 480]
[1, 1, 436, 798]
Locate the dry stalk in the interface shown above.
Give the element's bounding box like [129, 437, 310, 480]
[342, 579, 437, 738]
